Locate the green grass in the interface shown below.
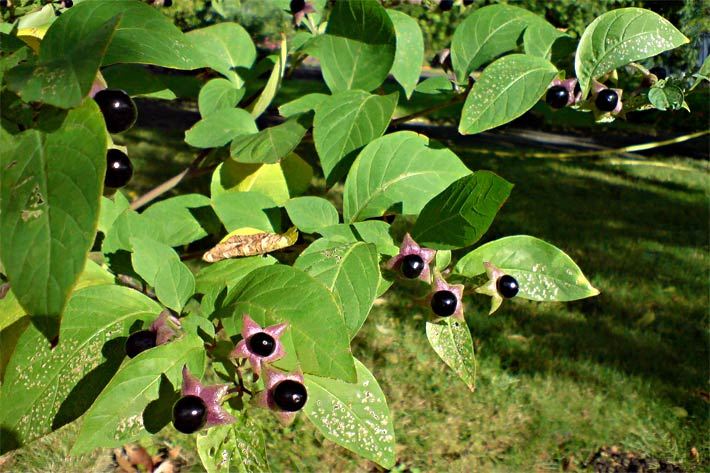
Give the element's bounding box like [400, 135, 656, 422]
[2, 137, 707, 472]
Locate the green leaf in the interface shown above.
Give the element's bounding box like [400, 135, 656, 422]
[230, 113, 311, 164]
[130, 237, 196, 312]
[140, 194, 212, 247]
[319, 221, 398, 256]
[435, 250, 452, 272]
[575, 8, 689, 97]
[102, 64, 177, 100]
[284, 197, 339, 234]
[647, 80, 685, 111]
[72, 333, 206, 453]
[0, 99, 106, 339]
[187, 23, 256, 87]
[222, 265, 356, 382]
[278, 93, 329, 117]
[411, 171, 513, 250]
[6, 15, 119, 108]
[314, 90, 398, 184]
[454, 235, 600, 301]
[0, 285, 162, 453]
[304, 359, 396, 469]
[196, 411, 270, 473]
[196, 255, 276, 299]
[212, 191, 282, 233]
[524, 21, 567, 60]
[451, 4, 538, 83]
[316, 0, 396, 92]
[690, 57, 709, 90]
[343, 131, 470, 223]
[185, 108, 258, 149]
[414, 76, 455, 95]
[211, 154, 313, 205]
[0, 316, 29, 386]
[459, 54, 558, 135]
[387, 10, 424, 99]
[198, 78, 244, 117]
[295, 240, 379, 339]
[426, 318, 476, 392]
[247, 38, 286, 118]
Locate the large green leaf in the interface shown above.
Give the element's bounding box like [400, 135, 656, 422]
[343, 131, 470, 223]
[314, 90, 398, 185]
[222, 265, 356, 382]
[102, 64, 177, 100]
[72, 332, 206, 453]
[459, 54, 557, 135]
[575, 8, 689, 97]
[319, 221, 398, 256]
[285, 197, 339, 234]
[185, 108, 257, 149]
[0, 285, 161, 454]
[6, 16, 119, 108]
[230, 113, 311, 164]
[187, 23, 256, 87]
[140, 194, 212, 247]
[387, 9, 424, 99]
[196, 256, 276, 297]
[130, 237, 195, 312]
[196, 411, 270, 473]
[316, 0, 396, 92]
[212, 192, 282, 233]
[426, 318, 476, 392]
[304, 359, 395, 469]
[451, 4, 538, 83]
[0, 100, 106, 339]
[198, 78, 244, 117]
[411, 171, 513, 250]
[523, 21, 568, 60]
[295, 240, 379, 339]
[454, 235, 600, 301]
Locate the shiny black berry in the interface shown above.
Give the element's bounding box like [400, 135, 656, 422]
[125, 330, 156, 358]
[105, 149, 133, 188]
[172, 395, 207, 434]
[63, 0, 73, 7]
[595, 89, 618, 112]
[439, 0, 454, 11]
[546, 85, 569, 109]
[401, 254, 425, 279]
[496, 275, 519, 299]
[290, 0, 305, 14]
[273, 380, 308, 412]
[93, 89, 137, 133]
[430, 290, 457, 317]
[247, 332, 276, 357]
[649, 66, 667, 80]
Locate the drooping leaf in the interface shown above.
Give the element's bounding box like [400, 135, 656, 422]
[222, 265, 356, 382]
[314, 90, 398, 184]
[140, 194, 212, 247]
[316, 0, 396, 92]
[411, 171, 513, 250]
[451, 4, 539, 83]
[0, 285, 162, 454]
[230, 113, 311, 164]
[426, 318, 476, 391]
[185, 108, 257, 149]
[387, 9, 424, 99]
[523, 21, 568, 60]
[295, 240, 379, 339]
[459, 54, 558, 135]
[198, 78, 245, 117]
[343, 131, 470, 223]
[575, 8, 689, 97]
[454, 235, 600, 301]
[72, 333, 206, 453]
[319, 221, 398, 256]
[284, 197, 339, 234]
[187, 23, 256, 87]
[278, 93, 329, 117]
[304, 359, 396, 469]
[247, 37, 286, 118]
[212, 191, 282, 233]
[0, 99, 106, 339]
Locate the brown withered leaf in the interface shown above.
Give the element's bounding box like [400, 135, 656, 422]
[203, 227, 298, 262]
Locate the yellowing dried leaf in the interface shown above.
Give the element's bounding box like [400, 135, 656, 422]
[203, 227, 298, 262]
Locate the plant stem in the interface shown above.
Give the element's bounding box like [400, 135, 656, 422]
[390, 94, 466, 127]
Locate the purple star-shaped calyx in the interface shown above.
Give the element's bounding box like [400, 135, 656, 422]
[150, 310, 181, 346]
[431, 275, 465, 320]
[386, 233, 436, 283]
[181, 366, 235, 428]
[591, 80, 623, 115]
[230, 314, 287, 377]
[292, 1, 316, 26]
[549, 78, 582, 106]
[474, 262, 507, 315]
[252, 366, 305, 426]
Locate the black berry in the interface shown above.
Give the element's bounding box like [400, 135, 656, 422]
[595, 89, 619, 112]
[496, 275, 519, 299]
[273, 380, 308, 412]
[439, 0, 454, 11]
[172, 395, 207, 434]
[649, 66, 667, 80]
[574, 81, 581, 96]
[546, 85, 569, 109]
[125, 330, 156, 358]
[290, 0, 305, 14]
[93, 89, 137, 133]
[430, 290, 457, 317]
[163, 0, 172, 6]
[401, 254, 425, 279]
[105, 149, 133, 188]
[63, 0, 73, 7]
[247, 332, 276, 357]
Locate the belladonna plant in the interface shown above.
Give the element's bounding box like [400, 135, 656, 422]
[230, 314, 288, 377]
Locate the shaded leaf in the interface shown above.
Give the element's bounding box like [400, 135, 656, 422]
[284, 196, 339, 234]
[230, 113, 311, 164]
[426, 318, 476, 391]
[102, 64, 177, 100]
[247, 37, 286, 118]
[387, 10, 424, 99]
[278, 93, 328, 117]
[140, 194, 212, 247]
[198, 78, 244, 117]
[212, 191, 282, 233]
[185, 108, 257, 149]
[524, 21, 568, 60]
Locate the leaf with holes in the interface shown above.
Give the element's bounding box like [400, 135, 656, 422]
[188, 23, 256, 87]
[387, 10, 424, 98]
[285, 197, 339, 234]
[426, 318, 476, 392]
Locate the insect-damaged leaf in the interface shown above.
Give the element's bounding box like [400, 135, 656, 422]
[202, 227, 298, 262]
[426, 318, 476, 392]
